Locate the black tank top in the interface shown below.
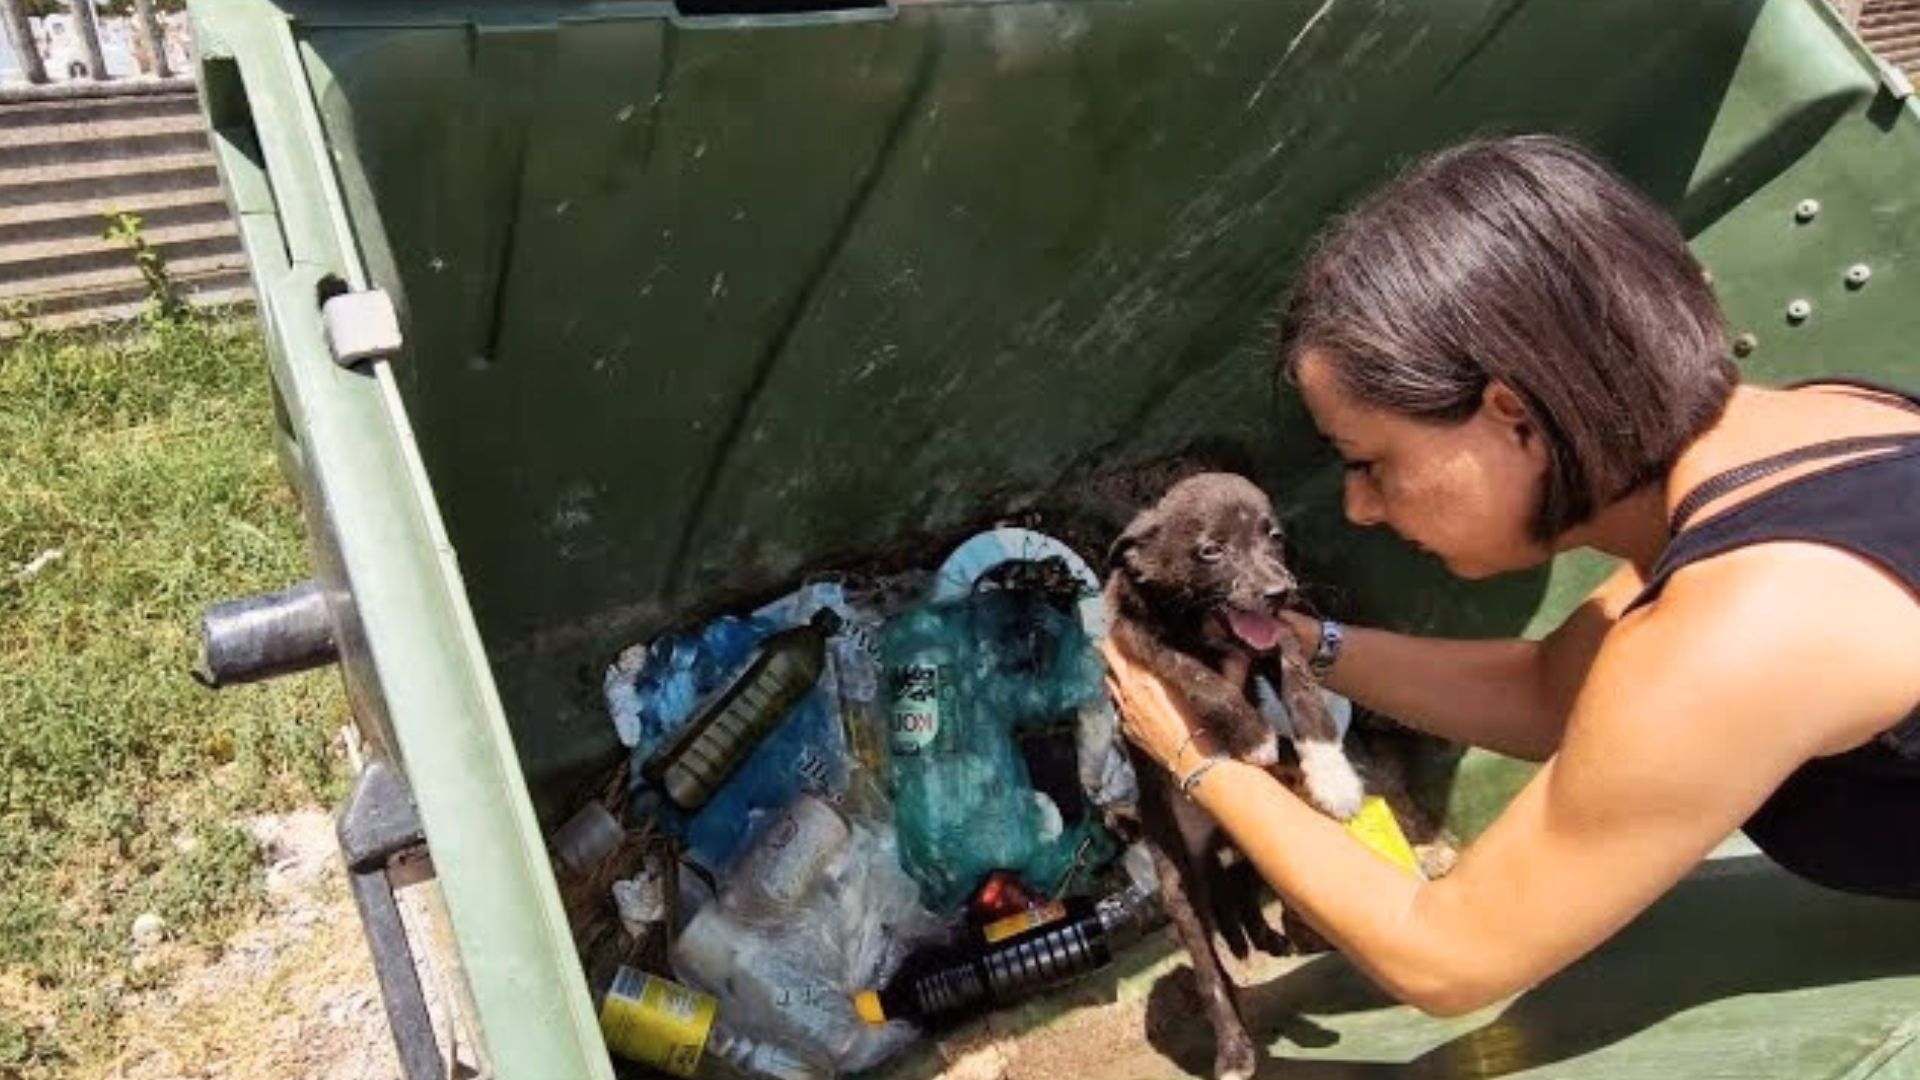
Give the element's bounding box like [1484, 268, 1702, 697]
[1624, 377, 1920, 899]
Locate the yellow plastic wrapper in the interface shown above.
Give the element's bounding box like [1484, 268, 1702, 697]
[1345, 795, 1422, 877]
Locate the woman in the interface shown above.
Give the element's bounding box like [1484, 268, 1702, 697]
[1101, 135, 1920, 1017]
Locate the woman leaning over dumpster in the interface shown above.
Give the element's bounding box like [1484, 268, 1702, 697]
[1100, 135, 1920, 1017]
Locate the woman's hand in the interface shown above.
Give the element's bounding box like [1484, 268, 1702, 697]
[1099, 639, 1243, 777]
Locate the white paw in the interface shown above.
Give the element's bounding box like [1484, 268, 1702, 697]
[1297, 739, 1365, 820]
[1242, 731, 1280, 768]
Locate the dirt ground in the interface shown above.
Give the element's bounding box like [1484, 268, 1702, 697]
[74, 799, 1259, 1076]
[74, 810, 410, 1080]
[78, 807, 1361, 1080]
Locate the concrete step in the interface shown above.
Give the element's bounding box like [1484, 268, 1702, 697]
[1861, 0, 1920, 22]
[1, 274, 253, 337]
[1861, 8, 1920, 34]
[0, 127, 211, 170]
[1862, 11, 1920, 35]
[4, 107, 205, 148]
[0, 90, 200, 132]
[0, 152, 218, 210]
[1861, 12, 1920, 32]
[0, 248, 248, 304]
[6, 286, 255, 336]
[0, 219, 240, 285]
[0, 188, 231, 248]
[1862, 23, 1920, 48]
[0, 76, 194, 106]
[1880, 33, 1920, 58]
[4, 287, 254, 336]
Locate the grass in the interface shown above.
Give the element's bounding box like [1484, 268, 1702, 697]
[0, 312, 348, 1075]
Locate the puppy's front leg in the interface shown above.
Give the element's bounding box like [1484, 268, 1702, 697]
[1262, 636, 1364, 820]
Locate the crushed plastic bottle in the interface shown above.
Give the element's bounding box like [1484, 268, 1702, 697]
[670, 794, 944, 1076]
[827, 599, 890, 778]
[724, 792, 855, 919]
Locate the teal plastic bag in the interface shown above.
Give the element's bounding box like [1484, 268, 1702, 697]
[883, 585, 1113, 911]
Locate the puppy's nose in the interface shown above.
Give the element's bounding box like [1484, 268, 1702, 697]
[1263, 583, 1294, 603]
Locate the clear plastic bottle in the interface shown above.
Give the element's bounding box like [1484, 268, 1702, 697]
[724, 793, 852, 920]
[642, 608, 843, 810]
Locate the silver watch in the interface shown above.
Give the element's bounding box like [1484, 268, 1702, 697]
[1309, 618, 1344, 678]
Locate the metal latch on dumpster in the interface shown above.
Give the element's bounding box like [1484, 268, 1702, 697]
[322, 288, 404, 368]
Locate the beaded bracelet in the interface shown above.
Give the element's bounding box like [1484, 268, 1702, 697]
[1178, 754, 1228, 798]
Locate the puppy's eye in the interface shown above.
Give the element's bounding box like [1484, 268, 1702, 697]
[1196, 540, 1225, 563]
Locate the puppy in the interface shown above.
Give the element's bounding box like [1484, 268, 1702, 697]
[1105, 473, 1365, 1080]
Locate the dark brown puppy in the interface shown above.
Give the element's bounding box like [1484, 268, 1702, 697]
[1106, 473, 1363, 1080]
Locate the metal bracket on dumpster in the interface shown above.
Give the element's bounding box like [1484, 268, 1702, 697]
[338, 760, 445, 1080]
[1877, 57, 1914, 102]
[322, 288, 404, 368]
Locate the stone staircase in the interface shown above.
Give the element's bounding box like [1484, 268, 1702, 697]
[1861, 0, 1920, 78]
[1, 81, 249, 335]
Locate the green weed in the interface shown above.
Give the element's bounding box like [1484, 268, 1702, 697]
[0, 314, 347, 1073]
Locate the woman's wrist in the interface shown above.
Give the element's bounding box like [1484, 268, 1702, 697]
[1167, 730, 1223, 777]
[1185, 755, 1261, 804]
[1282, 610, 1349, 679]
[1177, 753, 1230, 797]
[1281, 609, 1324, 656]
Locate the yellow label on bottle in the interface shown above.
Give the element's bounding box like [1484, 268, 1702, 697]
[1345, 796, 1422, 877]
[982, 900, 1068, 944]
[599, 969, 717, 1078]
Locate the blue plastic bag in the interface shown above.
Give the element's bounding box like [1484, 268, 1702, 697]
[613, 610, 851, 871]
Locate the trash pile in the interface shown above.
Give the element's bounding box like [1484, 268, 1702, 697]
[573, 528, 1158, 1079]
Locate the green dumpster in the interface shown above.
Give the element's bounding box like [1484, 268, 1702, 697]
[185, 0, 1920, 1076]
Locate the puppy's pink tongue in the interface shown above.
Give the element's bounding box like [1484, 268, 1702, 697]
[1225, 609, 1283, 652]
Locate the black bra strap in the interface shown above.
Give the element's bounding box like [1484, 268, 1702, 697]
[1669, 433, 1920, 534]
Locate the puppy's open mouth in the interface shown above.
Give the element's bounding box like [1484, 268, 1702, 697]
[1219, 607, 1285, 652]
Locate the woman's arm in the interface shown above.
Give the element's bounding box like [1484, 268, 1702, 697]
[1284, 562, 1645, 761]
[1113, 545, 1920, 1015]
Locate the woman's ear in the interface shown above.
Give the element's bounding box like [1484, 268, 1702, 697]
[1484, 380, 1534, 445]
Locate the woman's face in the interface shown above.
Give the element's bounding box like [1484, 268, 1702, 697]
[1295, 351, 1553, 579]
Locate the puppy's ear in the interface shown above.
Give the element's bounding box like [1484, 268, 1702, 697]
[1108, 510, 1162, 578]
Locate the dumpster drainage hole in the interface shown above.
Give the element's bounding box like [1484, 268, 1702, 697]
[675, 0, 887, 14]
